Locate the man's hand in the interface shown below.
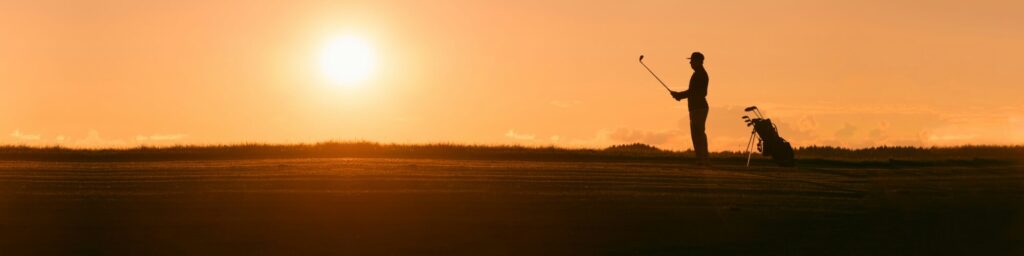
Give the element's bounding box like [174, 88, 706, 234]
[670, 91, 684, 101]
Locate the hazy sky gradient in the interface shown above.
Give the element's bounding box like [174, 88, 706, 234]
[2, 0, 1023, 150]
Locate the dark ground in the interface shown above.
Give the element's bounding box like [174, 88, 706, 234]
[1, 158, 1021, 255]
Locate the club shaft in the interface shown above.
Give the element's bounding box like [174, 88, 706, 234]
[639, 61, 672, 92]
[746, 131, 757, 167]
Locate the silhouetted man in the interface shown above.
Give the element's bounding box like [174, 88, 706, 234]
[671, 52, 709, 165]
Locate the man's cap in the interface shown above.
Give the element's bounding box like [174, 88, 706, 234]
[687, 52, 705, 62]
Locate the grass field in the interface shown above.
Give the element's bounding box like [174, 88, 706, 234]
[1, 144, 1022, 255]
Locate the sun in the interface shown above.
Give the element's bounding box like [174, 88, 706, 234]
[320, 35, 376, 86]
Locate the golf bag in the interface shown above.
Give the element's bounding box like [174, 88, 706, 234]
[743, 106, 795, 167]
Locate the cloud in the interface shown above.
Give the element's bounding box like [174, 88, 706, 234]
[926, 133, 978, 143]
[607, 128, 683, 146]
[866, 121, 890, 141]
[72, 130, 127, 148]
[557, 104, 1024, 151]
[7, 130, 188, 148]
[549, 135, 560, 142]
[559, 104, 984, 150]
[136, 133, 187, 141]
[504, 130, 535, 140]
[1011, 115, 1024, 142]
[743, 104, 950, 148]
[834, 123, 858, 139]
[9, 129, 41, 141]
[559, 127, 693, 150]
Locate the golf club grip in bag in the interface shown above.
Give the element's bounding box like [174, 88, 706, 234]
[753, 119, 795, 167]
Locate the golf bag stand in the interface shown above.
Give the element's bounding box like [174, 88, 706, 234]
[745, 129, 758, 167]
[742, 106, 796, 167]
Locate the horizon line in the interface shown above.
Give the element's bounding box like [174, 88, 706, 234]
[3, 140, 1023, 152]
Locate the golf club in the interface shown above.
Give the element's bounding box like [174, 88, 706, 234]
[744, 106, 763, 118]
[638, 55, 673, 93]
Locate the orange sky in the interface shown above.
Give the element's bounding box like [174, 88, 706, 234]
[2, 0, 1023, 150]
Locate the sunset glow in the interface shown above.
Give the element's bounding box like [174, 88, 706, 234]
[320, 35, 376, 86]
[1, 1, 1022, 150]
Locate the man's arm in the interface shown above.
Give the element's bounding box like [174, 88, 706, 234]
[671, 90, 690, 101]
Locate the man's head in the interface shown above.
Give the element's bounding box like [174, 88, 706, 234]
[688, 52, 704, 69]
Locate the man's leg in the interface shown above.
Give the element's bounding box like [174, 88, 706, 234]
[689, 108, 709, 162]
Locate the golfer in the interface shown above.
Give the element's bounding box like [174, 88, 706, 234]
[671, 52, 709, 165]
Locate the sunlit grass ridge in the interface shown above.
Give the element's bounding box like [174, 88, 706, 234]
[1, 141, 1021, 164]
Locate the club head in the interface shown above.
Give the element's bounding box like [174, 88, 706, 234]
[639, 55, 644, 61]
[744, 106, 758, 112]
[742, 115, 750, 120]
